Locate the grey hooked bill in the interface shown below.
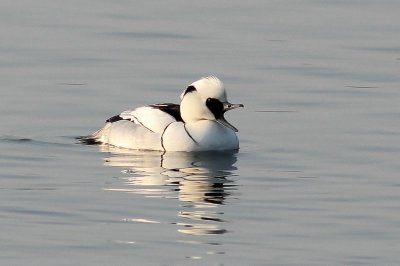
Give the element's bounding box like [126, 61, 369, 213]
[223, 102, 244, 112]
[218, 102, 244, 132]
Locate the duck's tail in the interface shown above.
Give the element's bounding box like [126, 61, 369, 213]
[76, 123, 111, 145]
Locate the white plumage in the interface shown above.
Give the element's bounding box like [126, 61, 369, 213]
[82, 76, 243, 152]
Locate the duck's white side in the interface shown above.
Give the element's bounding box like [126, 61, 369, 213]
[83, 76, 243, 152]
[162, 120, 239, 151]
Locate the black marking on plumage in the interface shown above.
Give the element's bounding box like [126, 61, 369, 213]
[150, 103, 183, 122]
[160, 122, 174, 151]
[184, 124, 199, 145]
[182, 85, 197, 97]
[132, 114, 155, 133]
[106, 113, 155, 133]
[206, 98, 224, 119]
[106, 115, 124, 123]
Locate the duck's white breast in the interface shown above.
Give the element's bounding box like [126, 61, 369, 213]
[163, 120, 239, 152]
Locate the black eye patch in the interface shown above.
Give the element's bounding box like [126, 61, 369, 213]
[182, 85, 196, 96]
[206, 98, 224, 119]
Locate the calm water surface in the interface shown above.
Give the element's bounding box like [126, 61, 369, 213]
[1, 1, 400, 265]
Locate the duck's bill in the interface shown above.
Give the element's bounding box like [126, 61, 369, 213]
[218, 102, 243, 132]
[217, 116, 239, 132]
[223, 102, 244, 112]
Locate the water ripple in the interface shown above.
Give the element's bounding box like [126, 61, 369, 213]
[98, 146, 239, 236]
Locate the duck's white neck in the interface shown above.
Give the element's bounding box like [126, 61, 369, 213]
[180, 92, 214, 123]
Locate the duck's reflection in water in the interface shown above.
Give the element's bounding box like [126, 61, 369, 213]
[99, 145, 238, 235]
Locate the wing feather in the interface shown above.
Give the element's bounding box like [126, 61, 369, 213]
[119, 104, 180, 134]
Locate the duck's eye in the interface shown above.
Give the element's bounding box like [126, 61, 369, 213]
[206, 98, 224, 119]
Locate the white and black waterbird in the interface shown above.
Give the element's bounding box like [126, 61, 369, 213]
[81, 76, 243, 152]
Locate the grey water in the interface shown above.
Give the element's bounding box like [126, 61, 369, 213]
[1, 0, 400, 265]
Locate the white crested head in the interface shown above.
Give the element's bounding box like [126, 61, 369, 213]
[180, 76, 226, 102]
[179, 76, 243, 132]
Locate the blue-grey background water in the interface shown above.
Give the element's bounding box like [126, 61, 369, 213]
[1, 1, 400, 265]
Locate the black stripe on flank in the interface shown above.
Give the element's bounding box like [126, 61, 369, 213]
[160, 122, 174, 151]
[106, 113, 155, 133]
[182, 85, 196, 97]
[132, 114, 155, 133]
[184, 124, 199, 145]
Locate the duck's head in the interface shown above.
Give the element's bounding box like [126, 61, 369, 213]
[180, 76, 243, 132]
